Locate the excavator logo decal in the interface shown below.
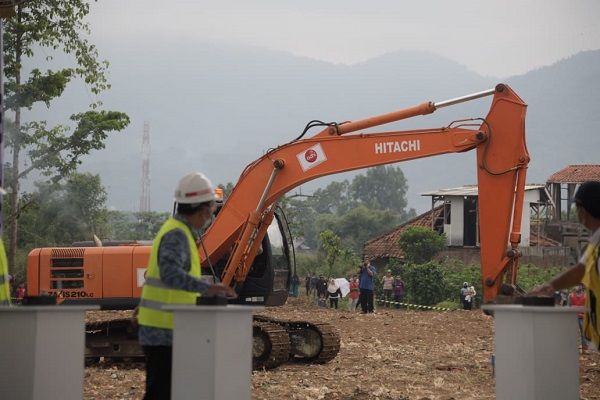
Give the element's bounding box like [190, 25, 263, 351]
[375, 140, 421, 154]
[297, 143, 327, 172]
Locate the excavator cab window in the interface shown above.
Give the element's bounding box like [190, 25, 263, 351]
[268, 218, 290, 293]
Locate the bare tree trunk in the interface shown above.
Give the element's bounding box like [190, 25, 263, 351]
[7, 11, 22, 275]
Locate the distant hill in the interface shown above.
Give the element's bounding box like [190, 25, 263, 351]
[506, 50, 600, 184]
[24, 42, 600, 213]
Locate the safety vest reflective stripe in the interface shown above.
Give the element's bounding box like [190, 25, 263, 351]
[0, 274, 7, 284]
[137, 218, 201, 330]
[139, 298, 168, 311]
[144, 277, 172, 290]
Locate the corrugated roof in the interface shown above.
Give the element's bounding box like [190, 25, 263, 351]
[547, 165, 600, 183]
[420, 184, 546, 197]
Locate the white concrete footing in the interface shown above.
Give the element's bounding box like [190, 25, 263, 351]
[482, 305, 585, 400]
[166, 305, 259, 400]
[0, 306, 96, 400]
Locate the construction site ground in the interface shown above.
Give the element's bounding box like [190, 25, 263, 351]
[84, 299, 600, 400]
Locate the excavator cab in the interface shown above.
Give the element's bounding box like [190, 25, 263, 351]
[204, 208, 293, 307]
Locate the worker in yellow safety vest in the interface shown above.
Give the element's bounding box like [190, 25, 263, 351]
[0, 240, 11, 307]
[529, 181, 600, 351]
[137, 172, 237, 400]
[0, 186, 11, 307]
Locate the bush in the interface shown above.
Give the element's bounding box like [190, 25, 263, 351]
[384, 258, 562, 307]
[398, 226, 446, 264]
[400, 261, 448, 306]
[440, 260, 482, 306]
[516, 263, 569, 291]
[295, 253, 321, 278]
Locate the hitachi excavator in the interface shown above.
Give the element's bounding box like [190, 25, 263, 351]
[27, 83, 529, 369]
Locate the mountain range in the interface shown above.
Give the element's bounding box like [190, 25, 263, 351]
[25, 42, 600, 214]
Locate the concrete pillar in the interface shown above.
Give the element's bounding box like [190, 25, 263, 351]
[166, 305, 259, 400]
[0, 306, 96, 400]
[482, 305, 585, 400]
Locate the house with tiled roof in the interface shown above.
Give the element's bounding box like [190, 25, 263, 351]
[363, 205, 444, 263]
[545, 164, 600, 252]
[363, 184, 569, 270]
[547, 164, 600, 220]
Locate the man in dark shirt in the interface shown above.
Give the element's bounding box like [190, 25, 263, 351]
[137, 172, 237, 399]
[316, 274, 328, 299]
[357, 259, 376, 313]
[309, 272, 318, 297]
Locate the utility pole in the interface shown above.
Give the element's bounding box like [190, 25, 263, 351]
[139, 121, 151, 212]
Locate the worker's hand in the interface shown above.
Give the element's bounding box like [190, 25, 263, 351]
[206, 284, 238, 299]
[527, 283, 554, 297]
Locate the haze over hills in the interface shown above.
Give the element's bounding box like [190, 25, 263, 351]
[26, 43, 600, 214]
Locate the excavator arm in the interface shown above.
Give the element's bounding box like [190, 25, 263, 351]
[202, 84, 529, 303]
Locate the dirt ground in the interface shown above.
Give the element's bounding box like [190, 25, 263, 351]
[84, 301, 600, 400]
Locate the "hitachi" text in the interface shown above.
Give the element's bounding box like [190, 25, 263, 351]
[375, 140, 421, 154]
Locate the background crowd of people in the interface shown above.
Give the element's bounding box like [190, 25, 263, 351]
[6, 275, 27, 304]
[295, 259, 407, 313]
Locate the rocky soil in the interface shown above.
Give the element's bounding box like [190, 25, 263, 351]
[84, 301, 600, 400]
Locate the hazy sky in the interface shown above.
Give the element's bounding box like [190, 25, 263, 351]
[88, 0, 600, 78]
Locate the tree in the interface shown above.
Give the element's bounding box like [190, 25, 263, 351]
[397, 226, 446, 264]
[6, 172, 110, 281]
[314, 205, 400, 254]
[284, 166, 414, 253]
[61, 172, 109, 236]
[2, 2, 130, 273]
[217, 182, 235, 199]
[318, 229, 359, 279]
[337, 206, 400, 253]
[20, 173, 110, 244]
[106, 210, 169, 241]
[349, 165, 409, 215]
[107, 210, 135, 240]
[285, 194, 319, 247]
[130, 211, 169, 240]
[310, 180, 352, 215]
[319, 230, 344, 280]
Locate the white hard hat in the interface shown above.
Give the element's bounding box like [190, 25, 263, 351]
[174, 172, 219, 204]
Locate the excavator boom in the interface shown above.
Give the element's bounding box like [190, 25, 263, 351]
[208, 84, 528, 303]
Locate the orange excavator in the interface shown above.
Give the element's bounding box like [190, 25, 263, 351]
[26, 83, 529, 369]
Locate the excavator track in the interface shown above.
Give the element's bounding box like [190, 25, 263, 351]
[85, 318, 144, 366]
[84, 312, 339, 369]
[252, 321, 292, 370]
[253, 315, 340, 364]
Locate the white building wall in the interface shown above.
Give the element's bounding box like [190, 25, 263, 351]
[445, 197, 465, 246]
[519, 191, 540, 247]
[444, 191, 539, 247]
